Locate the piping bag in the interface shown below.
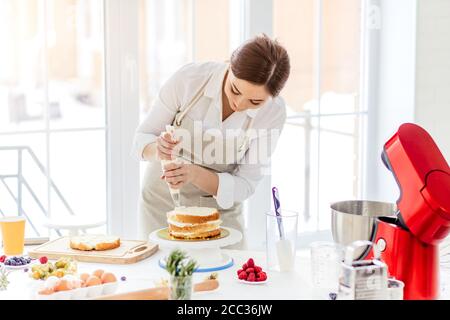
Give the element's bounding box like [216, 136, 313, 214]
[272, 187, 294, 271]
[161, 125, 183, 208]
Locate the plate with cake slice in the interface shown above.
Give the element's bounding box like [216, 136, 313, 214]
[164, 206, 228, 241]
[149, 206, 242, 250]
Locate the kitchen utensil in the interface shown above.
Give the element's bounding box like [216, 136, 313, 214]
[331, 200, 397, 260]
[376, 123, 450, 300]
[28, 237, 158, 264]
[387, 278, 404, 300]
[271, 187, 284, 239]
[161, 125, 182, 208]
[149, 226, 242, 272]
[271, 187, 294, 271]
[266, 209, 298, 272]
[338, 240, 389, 300]
[310, 241, 342, 294]
[332, 123, 450, 300]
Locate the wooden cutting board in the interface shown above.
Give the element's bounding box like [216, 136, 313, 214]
[28, 237, 158, 264]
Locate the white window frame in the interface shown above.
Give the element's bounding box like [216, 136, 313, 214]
[0, 0, 114, 238]
[104, 0, 140, 239]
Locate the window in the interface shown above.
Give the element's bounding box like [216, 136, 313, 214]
[270, 0, 366, 237]
[0, 0, 107, 237]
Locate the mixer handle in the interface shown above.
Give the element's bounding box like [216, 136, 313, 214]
[344, 240, 381, 265]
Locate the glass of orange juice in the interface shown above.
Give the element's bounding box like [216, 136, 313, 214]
[0, 216, 26, 256]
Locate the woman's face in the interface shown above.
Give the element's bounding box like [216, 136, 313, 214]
[223, 69, 271, 112]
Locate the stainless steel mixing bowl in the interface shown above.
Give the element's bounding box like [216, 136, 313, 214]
[331, 200, 397, 260]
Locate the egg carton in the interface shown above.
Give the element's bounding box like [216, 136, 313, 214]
[34, 282, 119, 300]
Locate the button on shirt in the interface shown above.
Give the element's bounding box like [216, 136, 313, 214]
[132, 61, 286, 210]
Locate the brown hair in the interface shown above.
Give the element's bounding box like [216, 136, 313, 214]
[230, 34, 290, 97]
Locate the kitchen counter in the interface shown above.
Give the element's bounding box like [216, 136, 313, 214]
[2, 247, 450, 300]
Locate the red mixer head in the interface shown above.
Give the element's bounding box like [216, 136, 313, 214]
[382, 123, 450, 245]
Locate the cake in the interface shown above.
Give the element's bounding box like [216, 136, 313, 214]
[167, 207, 222, 239]
[69, 235, 121, 251]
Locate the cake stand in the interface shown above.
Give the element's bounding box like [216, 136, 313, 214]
[148, 227, 242, 272]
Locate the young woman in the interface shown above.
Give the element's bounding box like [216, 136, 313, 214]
[133, 34, 290, 248]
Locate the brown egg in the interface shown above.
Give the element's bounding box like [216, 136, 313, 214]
[38, 287, 55, 295]
[101, 272, 117, 284]
[71, 279, 82, 289]
[92, 269, 104, 279]
[79, 273, 90, 283]
[86, 275, 102, 287]
[55, 279, 73, 292]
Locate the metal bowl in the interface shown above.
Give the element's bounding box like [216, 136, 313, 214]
[331, 200, 397, 260]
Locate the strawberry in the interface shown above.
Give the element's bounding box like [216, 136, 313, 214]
[258, 272, 267, 281]
[247, 258, 255, 268]
[242, 263, 248, 270]
[245, 267, 254, 273]
[236, 269, 243, 276]
[0, 255, 6, 263]
[238, 271, 247, 280]
[254, 266, 262, 273]
[247, 273, 256, 282]
[39, 256, 48, 264]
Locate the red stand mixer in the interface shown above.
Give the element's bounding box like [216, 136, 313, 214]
[375, 123, 450, 299]
[331, 123, 450, 300]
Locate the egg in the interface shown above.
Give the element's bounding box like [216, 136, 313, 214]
[101, 272, 117, 284]
[55, 279, 73, 292]
[44, 276, 60, 289]
[62, 274, 77, 282]
[71, 278, 82, 289]
[38, 287, 55, 295]
[86, 275, 102, 287]
[92, 269, 105, 279]
[79, 273, 90, 282]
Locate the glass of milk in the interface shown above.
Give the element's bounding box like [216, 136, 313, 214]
[266, 210, 299, 272]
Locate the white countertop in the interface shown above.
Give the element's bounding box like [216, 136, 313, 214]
[2, 247, 450, 300]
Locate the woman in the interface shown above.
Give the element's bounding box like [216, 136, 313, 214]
[133, 34, 290, 248]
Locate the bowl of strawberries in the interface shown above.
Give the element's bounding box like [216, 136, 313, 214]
[236, 258, 268, 284]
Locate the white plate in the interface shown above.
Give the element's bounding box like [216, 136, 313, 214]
[237, 278, 268, 285]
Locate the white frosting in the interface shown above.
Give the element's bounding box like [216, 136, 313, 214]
[167, 206, 218, 217]
[170, 230, 218, 237]
[168, 218, 222, 228]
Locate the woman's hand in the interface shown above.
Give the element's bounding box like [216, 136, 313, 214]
[157, 132, 180, 160]
[161, 162, 198, 189]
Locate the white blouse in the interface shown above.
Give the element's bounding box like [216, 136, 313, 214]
[132, 61, 286, 210]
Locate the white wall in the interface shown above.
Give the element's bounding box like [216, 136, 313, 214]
[415, 0, 450, 160]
